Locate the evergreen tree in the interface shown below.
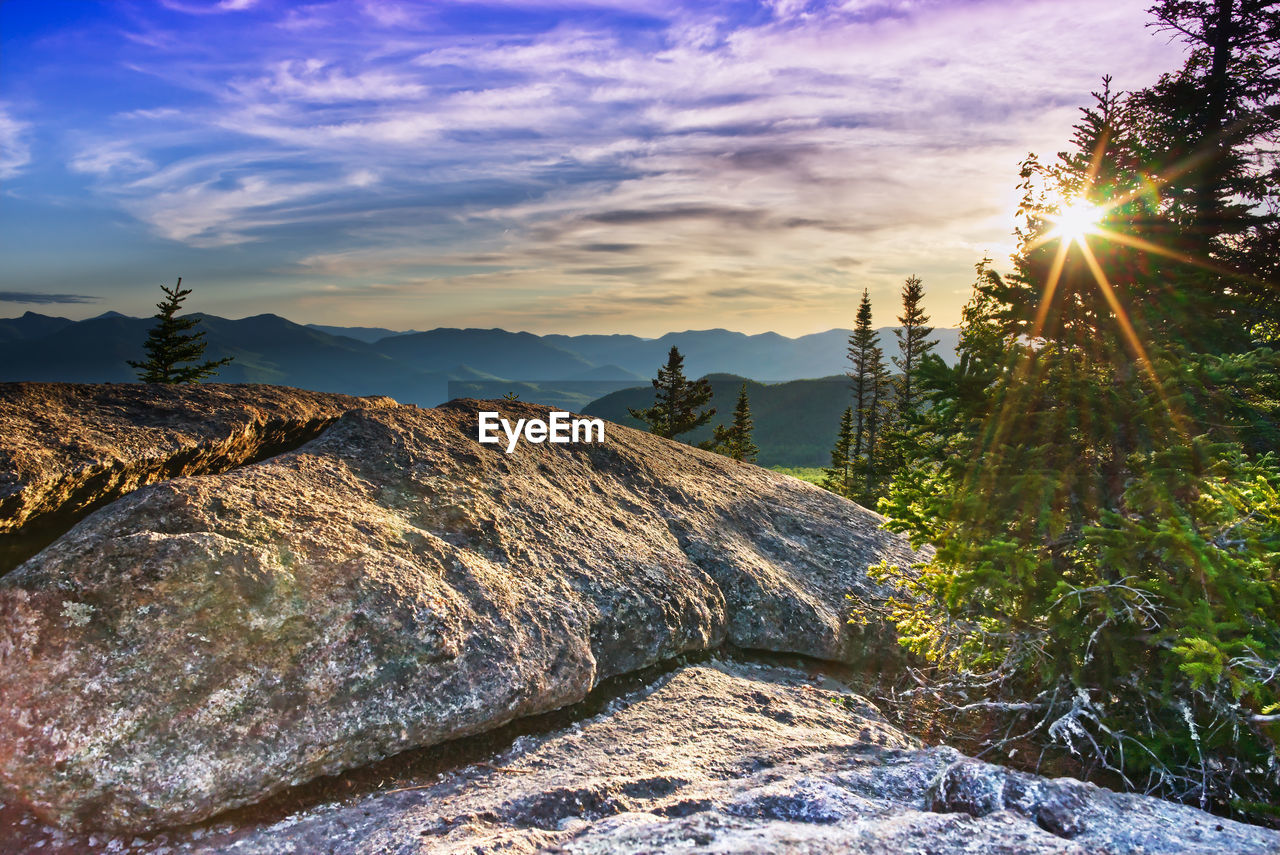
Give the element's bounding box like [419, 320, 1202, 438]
[706, 383, 759, 462]
[822, 406, 856, 497]
[128, 278, 232, 384]
[628, 346, 715, 439]
[869, 25, 1280, 814]
[846, 290, 879, 457]
[1128, 0, 1280, 349]
[892, 275, 938, 419]
[857, 341, 891, 502]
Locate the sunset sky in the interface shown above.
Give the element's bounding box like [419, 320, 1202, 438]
[1, 0, 1186, 336]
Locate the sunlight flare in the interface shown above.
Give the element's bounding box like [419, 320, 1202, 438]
[1047, 198, 1104, 244]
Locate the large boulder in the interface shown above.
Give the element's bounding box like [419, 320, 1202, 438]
[0, 398, 920, 832]
[7, 661, 1275, 854]
[0, 382, 397, 574]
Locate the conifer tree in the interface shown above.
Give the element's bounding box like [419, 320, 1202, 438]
[628, 346, 715, 440]
[822, 406, 856, 497]
[128, 278, 232, 384]
[707, 383, 758, 462]
[870, 54, 1280, 815]
[846, 290, 879, 457]
[858, 342, 891, 500]
[892, 275, 937, 419]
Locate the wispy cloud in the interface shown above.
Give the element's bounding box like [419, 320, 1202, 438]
[0, 106, 31, 179]
[0, 291, 98, 305]
[4, 0, 1187, 333]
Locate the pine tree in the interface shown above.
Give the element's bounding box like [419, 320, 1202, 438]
[1128, 0, 1280, 349]
[628, 346, 715, 440]
[707, 383, 758, 462]
[869, 52, 1280, 814]
[858, 342, 891, 502]
[128, 278, 232, 384]
[822, 406, 856, 497]
[846, 290, 879, 458]
[892, 275, 938, 419]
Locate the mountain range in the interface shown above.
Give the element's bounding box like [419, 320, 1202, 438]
[0, 310, 958, 408]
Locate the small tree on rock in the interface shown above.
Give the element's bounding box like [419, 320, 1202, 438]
[128, 278, 232, 384]
[706, 383, 758, 462]
[823, 406, 856, 497]
[629, 346, 715, 440]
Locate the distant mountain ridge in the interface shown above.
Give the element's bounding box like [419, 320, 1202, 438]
[0, 311, 958, 407]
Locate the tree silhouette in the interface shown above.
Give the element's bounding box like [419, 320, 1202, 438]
[706, 383, 758, 461]
[128, 278, 232, 384]
[628, 346, 715, 439]
[892, 275, 938, 419]
[822, 406, 856, 497]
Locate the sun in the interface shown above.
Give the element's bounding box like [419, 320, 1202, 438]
[1047, 198, 1104, 243]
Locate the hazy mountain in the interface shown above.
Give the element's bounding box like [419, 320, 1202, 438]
[374, 328, 595, 381]
[0, 311, 958, 410]
[547, 327, 960, 381]
[581, 374, 853, 467]
[305, 323, 425, 343]
[0, 312, 75, 345]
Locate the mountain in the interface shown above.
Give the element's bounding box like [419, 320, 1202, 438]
[581, 374, 853, 467]
[304, 323, 425, 343]
[0, 312, 75, 345]
[0, 311, 958, 409]
[374, 328, 596, 381]
[548, 327, 960, 381]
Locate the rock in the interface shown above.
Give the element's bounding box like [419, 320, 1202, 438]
[12, 661, 1271, 854]
[0, 382, 397, 574]
[0, 398, 921, 832]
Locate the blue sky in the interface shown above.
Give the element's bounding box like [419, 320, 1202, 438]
[0, 0, 1185, 335]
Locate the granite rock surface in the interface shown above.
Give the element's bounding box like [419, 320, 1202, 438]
[0, 397, 919, 832]
[0, 382, 396, 573]
[8, 661, 1274, 855]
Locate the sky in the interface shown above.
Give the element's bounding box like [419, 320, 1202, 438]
[0, 0, 1187, 336]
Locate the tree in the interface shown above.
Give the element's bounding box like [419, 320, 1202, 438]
[892, 275, 938, 419]
[858, 340, 892, 501]
[844, 289, 893, 503]
[706, 383, 759, 462]
[628, 346, 715, 439]
[1128, 0, 1280, 349]
[868, 28, 1280, 814]
[846, 290, 879, 458]
[128, 278, 232, 384]
[822, 406, 856, 497]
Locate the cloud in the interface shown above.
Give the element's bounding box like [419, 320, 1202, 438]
[158, 0, 259, 14]
[30, 0, 1188, 332]
[0, 292, 98, 305]
[0, 107, 32, 179]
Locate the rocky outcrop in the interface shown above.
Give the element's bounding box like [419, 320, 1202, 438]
[0, 383, 397, 574]
[0, 399, 921, 833]
[6, 661, 1275, 854]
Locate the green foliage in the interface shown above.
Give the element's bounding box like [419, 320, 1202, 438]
[823, 406, 856, 497]
[128, 278, 232, 384]
[705, 383, 759, 462]
[769, 466, 826, 485]
[841, 289, 893, 504]
[869, 6, 1280, 815]
[628, 346, 715, 440]
[891, 274, 938, 419]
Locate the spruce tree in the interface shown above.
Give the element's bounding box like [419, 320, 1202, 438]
[846, 290, 879, 458]
[822, 406, 856, 497]
[128, 278, 232, 384]
[870, 46, 1280, 814]
[858, 343, 891, 500]
[892, 275, 938, 419]
[707, 383, 758, 462]
[628, 346, 715, 440]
